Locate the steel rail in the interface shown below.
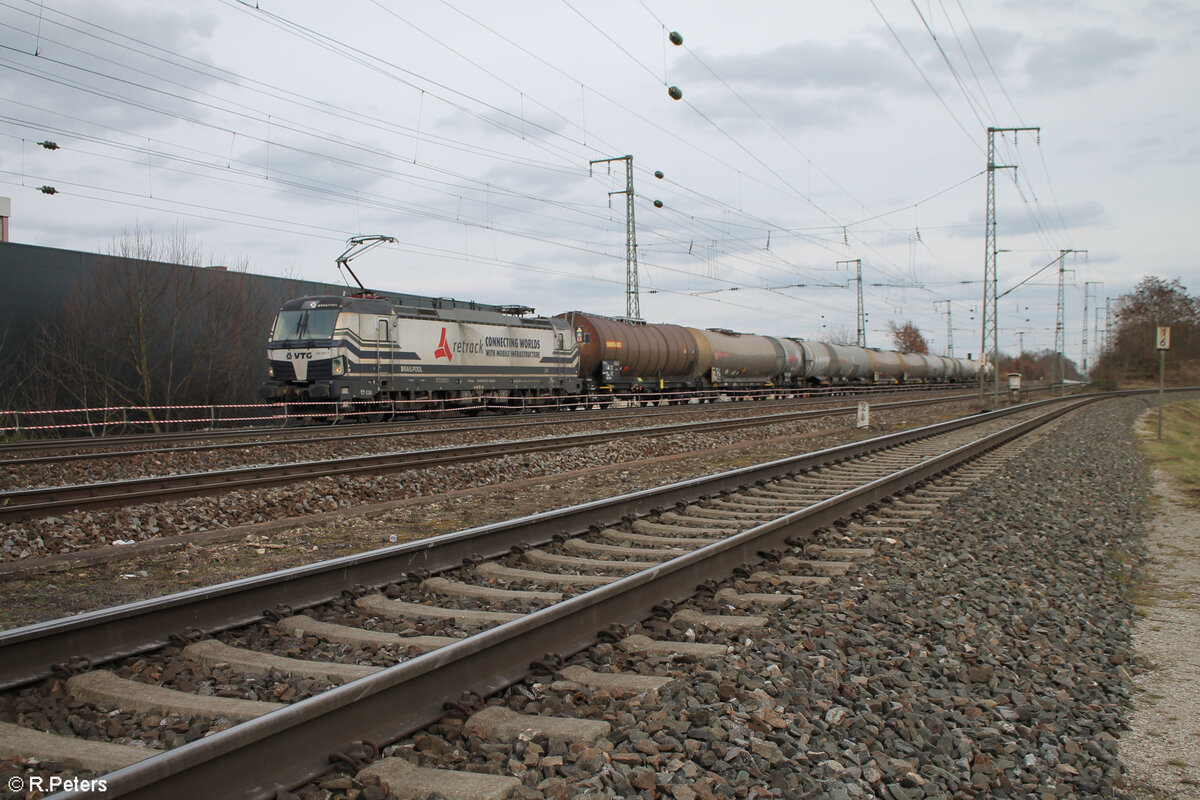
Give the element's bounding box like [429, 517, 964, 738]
[0, 383, 977, 455]
[64, 393, 1106, 799]
[0, 383, 984, 460]
[0, 392, 982, 521]
[0, 391, 1097, 692]
[0, 388, 980, 467]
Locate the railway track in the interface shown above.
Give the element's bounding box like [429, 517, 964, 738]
[0, 393, 1105, 799]
[0, 392, 983, 521]
[0, 384, 987, 464]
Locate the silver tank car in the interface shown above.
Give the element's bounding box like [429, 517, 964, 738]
[867, 349, 905, 383]
[824, 343, 874, 381]
[924, 354, 954, 381]
[795, 340, 832, 382]
[687, 328, 803, 386]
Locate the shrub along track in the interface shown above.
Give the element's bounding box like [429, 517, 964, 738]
[0, 395, 1112, 799]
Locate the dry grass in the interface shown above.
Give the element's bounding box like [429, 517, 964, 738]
[1139, 399, 1200, 505]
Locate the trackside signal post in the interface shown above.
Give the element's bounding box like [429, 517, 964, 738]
[1157, 326, 1170, 440]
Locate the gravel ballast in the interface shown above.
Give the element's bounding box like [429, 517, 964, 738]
[368, 397, 1152, 799]
[0, 396, 1164, 799]
[0, 403, 970, 563]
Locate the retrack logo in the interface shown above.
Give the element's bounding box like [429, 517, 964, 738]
[434, 327, 452, 361]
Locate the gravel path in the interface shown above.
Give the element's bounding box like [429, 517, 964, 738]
[1121, 456, 1200, 799]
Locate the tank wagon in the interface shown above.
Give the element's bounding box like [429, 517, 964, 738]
[560, 312, 698, 392]
[558, 312, 810, 393]
[692, 328, 805, 386]
[262, 300, 985, 414]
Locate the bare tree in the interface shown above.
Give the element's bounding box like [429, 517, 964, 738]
[1094, 276, 1198, 385]
[999, 349, 1081, 382]
[30, 224, 267, 429]
[823, 325, 856, 346]
[887, 321, 929, 354]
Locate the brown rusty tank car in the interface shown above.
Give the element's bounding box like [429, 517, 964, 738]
[557, 311, 697, 387]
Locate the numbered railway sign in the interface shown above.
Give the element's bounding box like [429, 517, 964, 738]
[1157, 326, 1171, 350]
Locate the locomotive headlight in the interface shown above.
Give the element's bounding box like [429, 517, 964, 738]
[267, 364, 274, 377]
[332, 356, 347, 376]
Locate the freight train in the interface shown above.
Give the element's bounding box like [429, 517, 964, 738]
[259, 293, 986, 416]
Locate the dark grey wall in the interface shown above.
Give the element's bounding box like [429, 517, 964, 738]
[0, 242, 348, 340]
[0, 240, 500, 345]
[0, 241, 505, 407]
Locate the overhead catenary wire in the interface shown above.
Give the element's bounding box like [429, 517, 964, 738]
[0, 0, 1082, 346]
[4, 0, 907, 278]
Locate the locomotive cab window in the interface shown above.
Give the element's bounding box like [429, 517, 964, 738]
[271, 309, 340, 342]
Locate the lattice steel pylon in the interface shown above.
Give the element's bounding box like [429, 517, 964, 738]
[590, 155, 640, 320]
[1055, 251, 1066, 388]
[1055, 249, 1084, 392]
[982, 126, 1038, 404]
[838, 259, 865, 346]
[1082, 281, 1102, 374]
[1105, 297, 1113, 354]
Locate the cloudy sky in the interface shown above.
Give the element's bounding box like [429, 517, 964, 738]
[1, 0, 1196, 365]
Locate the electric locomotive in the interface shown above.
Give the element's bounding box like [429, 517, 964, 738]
[259, 294, 581, 414]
